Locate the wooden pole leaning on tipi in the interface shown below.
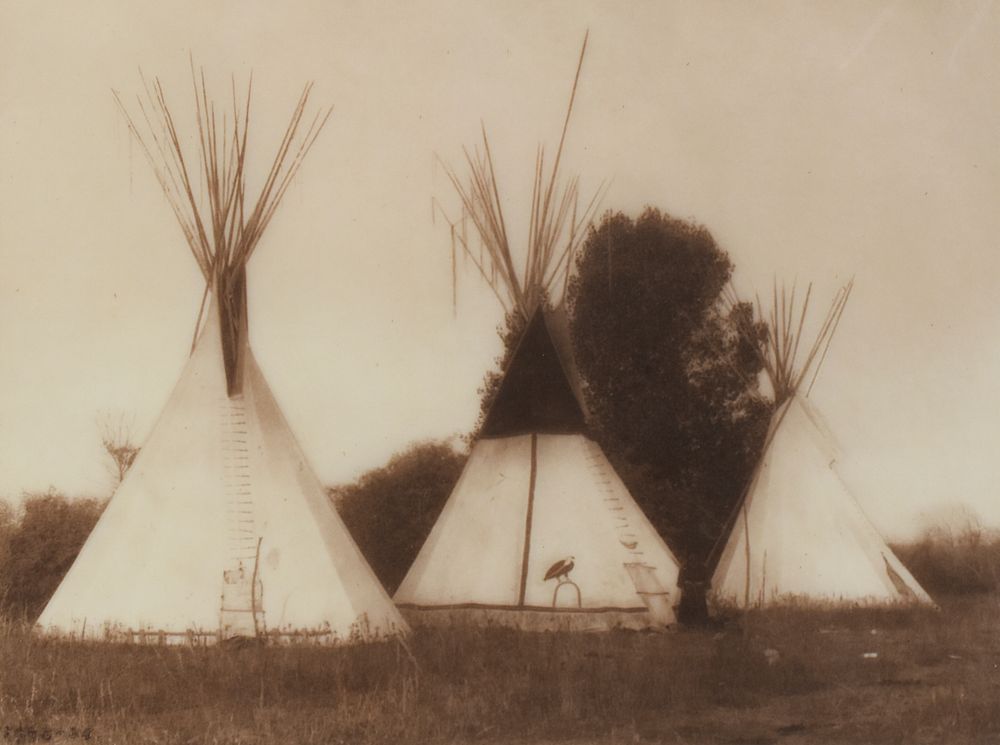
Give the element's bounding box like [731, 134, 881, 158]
[395, 35, 684, 631]
[709, 278, 934, 608]
[35, 69, 408, 644]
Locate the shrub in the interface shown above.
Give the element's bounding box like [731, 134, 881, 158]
[0, 499, 15, 606]
[334, 441, 466, 593]
[893, 524, 1000, 596]
[0, 489, 105, 620]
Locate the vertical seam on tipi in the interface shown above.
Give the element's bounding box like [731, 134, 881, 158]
[222, 394, 257, 566]
[219, 391, 267, 637]
[582, 439, 646, 564]
[517, 434, 539, 607]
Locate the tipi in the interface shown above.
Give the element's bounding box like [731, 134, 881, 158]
[710, 282, 933, 608]
[394, 37, 682, 631]
[36, 73, 407, 644]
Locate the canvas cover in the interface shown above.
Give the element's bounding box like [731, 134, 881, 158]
[711, 395, 933, 608]
[36, 302, 407, 643]
[395, 433, 682, 629]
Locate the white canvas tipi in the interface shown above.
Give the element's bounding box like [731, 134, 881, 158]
[36, 74, 406, 643]
[395, 309, 682, 630]
[395, 37, 682, 630]
[710, 283, 933, 608]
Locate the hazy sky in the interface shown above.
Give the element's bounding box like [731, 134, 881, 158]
[2, 1, 998, 539]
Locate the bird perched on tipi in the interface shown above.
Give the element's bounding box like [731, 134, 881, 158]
[710, 281, 933, 608]
[394, 36, 682, 631]
[35, 71, 407, 644]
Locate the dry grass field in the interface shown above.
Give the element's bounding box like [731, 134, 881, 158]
[1, 594, 998, 745]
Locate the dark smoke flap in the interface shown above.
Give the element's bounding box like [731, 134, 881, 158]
[217, 269, 248, 398]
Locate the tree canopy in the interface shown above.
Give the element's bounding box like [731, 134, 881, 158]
[567, 208, 771, 564]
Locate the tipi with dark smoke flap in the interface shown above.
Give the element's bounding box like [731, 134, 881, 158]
[394, 36, 682, 631]
[36, 72, 407, 644]
[710, 281, 933, 608]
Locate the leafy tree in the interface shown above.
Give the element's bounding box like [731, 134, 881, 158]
[335, 441, 467, 594]
[99, 413, 140, 488]
[567, 208, 771, 565]
[1, 489, 105, 620]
